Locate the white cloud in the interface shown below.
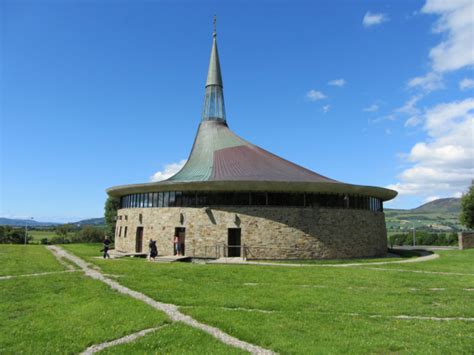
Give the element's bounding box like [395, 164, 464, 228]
[408, 0, 474, 93]
[322, 105, 331, 114]
[363, 104, 379, 112]
[422, 0, 474, 73]
[405, 116, 423, 127]
[423, 196, 440, 203]
[459, 78, 474, 90]
[150, 159, 187, 182]
[388, 98, 474, 199]
[363, 12, 389, 27]
[306, 90, 327, 101]
[407, 72, 443, 92]
[328, 79, 346, 87]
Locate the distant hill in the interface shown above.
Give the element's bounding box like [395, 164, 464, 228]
[0, 218, 60, 227]
[70, 218, 105, 226]
[385, 197, 463, 233]
[412, 198, 461, 213]
[0, 217, 105, 227]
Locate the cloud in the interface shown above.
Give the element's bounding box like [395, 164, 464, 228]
[422, 0, 474, 73]
[150, 159, 187, 182]
[306, 90, 327, 101]
[408, 0, 474, 93]
[385, 128, 392, 135]
[328, 79, 346, 87]
[363, 104, 379, 112]
[322, 105, 330, 114]
[363, 12, 389, 27]
[388, 98, 474, 199]
[407, 72, 443, 92]
[459, 78, 474, 90]
[423, 196, 440, 203]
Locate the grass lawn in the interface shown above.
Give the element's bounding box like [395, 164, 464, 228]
[63, 244, 474, 354]
[0, 245, 245, 354]
[0, 245, 65, 276]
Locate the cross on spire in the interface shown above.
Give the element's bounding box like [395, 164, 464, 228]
[213, 15, 217, 37]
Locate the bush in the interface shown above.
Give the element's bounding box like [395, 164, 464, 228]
[40, 238, 49, 245]
[71, 226, 105, 243]
[389, 231, 459, 246]
[0, 226, 32, 244]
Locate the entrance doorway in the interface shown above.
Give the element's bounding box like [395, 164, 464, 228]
[175, 227, 185, 256]
[228, 228, 241, 257]
[135, 227, 144, 253]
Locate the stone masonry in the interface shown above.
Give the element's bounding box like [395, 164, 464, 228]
[114, 206, 387, 260]
[458, 232, 474, 250]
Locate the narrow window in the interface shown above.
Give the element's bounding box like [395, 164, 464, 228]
[119, 226, 122, 237]
[124, 226, 128, 238]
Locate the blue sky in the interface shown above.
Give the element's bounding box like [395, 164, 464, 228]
[1, 0, 473, 222]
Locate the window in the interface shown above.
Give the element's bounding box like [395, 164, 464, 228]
[250, 192, 266, 206]
[124, 226, 128, 238]
[119, 192, 382, 211]
[119, 226, 122, 237]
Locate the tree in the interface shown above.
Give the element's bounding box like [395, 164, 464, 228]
[55, 224, 72, 244]
[460, 181, 474, 229]
[104, 196, 120, 240]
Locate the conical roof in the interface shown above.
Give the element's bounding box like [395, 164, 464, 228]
[106, 24, 397, 202]
[168, 28, 336, 184]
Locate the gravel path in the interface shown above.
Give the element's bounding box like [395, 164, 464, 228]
[47, 246, 275, 355]
[359, 267, 474, 276]
[80, 325, 169, 355]
[223, 253, 440, 268]
[182, 306, 474, 322]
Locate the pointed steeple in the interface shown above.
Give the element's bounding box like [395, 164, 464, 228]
[202, 16, 226, 122]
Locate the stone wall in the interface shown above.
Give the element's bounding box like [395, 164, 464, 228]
[114, 206, 388, 259]
[458, 232, 474, 250]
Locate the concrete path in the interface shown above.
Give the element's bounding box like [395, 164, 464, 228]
[209, 253, 439, 268]
[80, 325, 169, 355]
[47, 246, 275, 355]
[0, 270, 79, 281]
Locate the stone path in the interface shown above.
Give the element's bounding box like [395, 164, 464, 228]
[182, 306, 474, 322]
[80, 325, 169, 355]
[359, 267, 474, 277]
[47, 246, 275, 355]
[0, 270, 79, 281]
[211, 253, 440, 268]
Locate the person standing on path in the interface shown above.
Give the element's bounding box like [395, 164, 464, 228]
[103, 237, 111, 259]
[149, 239, 158, 261]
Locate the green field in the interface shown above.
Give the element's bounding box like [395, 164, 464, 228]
[385, 209, 462, 233]
[27, 230, 58, 242]
[1, 244, 473, 354]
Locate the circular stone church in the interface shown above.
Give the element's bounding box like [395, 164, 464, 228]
[107, 26, 397, 260]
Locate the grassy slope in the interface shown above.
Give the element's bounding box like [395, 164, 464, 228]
[0, 245, 65, 276]
[64, 244, 474, 354]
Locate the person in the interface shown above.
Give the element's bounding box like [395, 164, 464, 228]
[173, 234, 180, 256]
[149, 239, 158, 261]
[103, 236, 111, 259]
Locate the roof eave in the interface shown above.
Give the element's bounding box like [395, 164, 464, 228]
[106, 180, 397, 201]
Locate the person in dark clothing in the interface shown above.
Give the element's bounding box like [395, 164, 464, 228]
[103, 237, 111, 259]
[149, 239, 158, 261]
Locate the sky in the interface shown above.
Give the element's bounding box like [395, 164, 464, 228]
[1, 0, 473, 223]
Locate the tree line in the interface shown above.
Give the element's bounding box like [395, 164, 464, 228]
[388, 231, 458, 247]
[0, 225, 106, 245]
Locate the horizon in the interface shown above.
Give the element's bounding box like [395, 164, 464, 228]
[1, 0, 473, 223]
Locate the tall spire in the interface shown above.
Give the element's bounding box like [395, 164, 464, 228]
[202, 15, 226, 122]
